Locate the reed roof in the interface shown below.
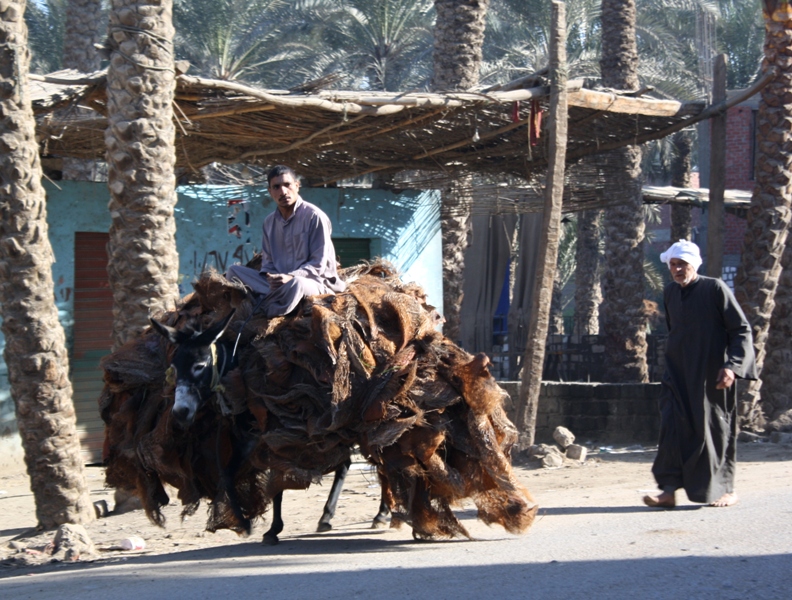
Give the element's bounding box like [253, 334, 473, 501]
[31, 69, 762, 212]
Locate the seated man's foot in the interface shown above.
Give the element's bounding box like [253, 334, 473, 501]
[643, 491, 676, 508]
[709, 492, 738, 507]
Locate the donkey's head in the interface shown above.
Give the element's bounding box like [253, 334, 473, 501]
[150, 310, 236, 429]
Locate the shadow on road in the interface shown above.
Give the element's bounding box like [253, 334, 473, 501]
[538, 505, 703, 516]
[1, 551, 790, 599]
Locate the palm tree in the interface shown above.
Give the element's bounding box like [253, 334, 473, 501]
[760, 236, 792, 426]
[574, 208, 603, 335]
[432, 0, 490, 343]
[433, 0, 490, 91]
[718, 0, 764, 89]
[598, 0, 649, 383]
[324, 0, 434, 91]
[24, 0, 65, 74]
[482, 0, 601, 85]
[670, 131, 694, 241]
[105, 0, 181, 348]
[733, 0, 792, 430]
[173, 0, 303, 85]
[62, 0, 106, 182]
[173, 0, 368, 89]
[549, 217, 577, 335]
[64, 0, 104, 73]
[0, 0, 94, 528]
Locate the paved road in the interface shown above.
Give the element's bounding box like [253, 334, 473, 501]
[2, 465, 790, 600]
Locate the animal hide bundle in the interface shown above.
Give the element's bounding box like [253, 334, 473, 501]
[100, 261, 538, 539]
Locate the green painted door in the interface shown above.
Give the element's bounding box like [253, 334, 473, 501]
[333, 238, 371, 269]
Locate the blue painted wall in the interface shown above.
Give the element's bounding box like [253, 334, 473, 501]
[0, 181, 442, 442]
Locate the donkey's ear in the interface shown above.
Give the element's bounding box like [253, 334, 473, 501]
[195, 309, 237, 345]
[150, 318, 180, 344]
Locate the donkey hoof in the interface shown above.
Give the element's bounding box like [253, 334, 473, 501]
[371, 518, 388, 530]
[316, 521, 332, 533]
[262, 533, 280, 546]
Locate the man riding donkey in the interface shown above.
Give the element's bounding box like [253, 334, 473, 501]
[644, 240, 757, 510]
[226, 164, 346, 315]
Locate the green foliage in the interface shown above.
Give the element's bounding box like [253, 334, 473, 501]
[25, 0, 66, 74]
[717, 0, 764, 88]
[482, 0, 602, 86]
[323, 0, 434, 91]
[172, 0, 434, 90]
[173, 0, 306, 84]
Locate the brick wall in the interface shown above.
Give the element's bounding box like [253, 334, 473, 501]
[499, 381, 662, 445]
[721, 104, 752, 260]
[724, 106, 754, 192]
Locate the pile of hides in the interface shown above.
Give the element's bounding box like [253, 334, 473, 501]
[100, 261, 538, 540]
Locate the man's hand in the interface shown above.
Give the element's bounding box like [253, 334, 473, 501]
[716, 367, 736, 390]
[265, 273, 293, 290]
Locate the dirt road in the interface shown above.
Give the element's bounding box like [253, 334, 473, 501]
[1, 441, 791, 599]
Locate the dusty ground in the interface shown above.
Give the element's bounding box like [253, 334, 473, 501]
[1, 440, 791, 573]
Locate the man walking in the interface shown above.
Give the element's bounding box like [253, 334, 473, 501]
[643, 240, 757, 509]
[226, 165, 346, 317]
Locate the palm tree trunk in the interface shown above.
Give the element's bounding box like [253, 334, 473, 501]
[432, 0, 489, 342]
[105, 0, 180, 348]
[548, 274, 565, 335]
[64, 0, 103, 72]
[733, 0, 792, 429]
[432, 0, 489, 91]
[0, 1, 94, 528]
[438, 179, 472, 343]
[62, 0, 105, 182]
[574, 209, 602, 335]
[759, 233, 792, 423]
[670, 131, 693, 242]
[598, 0, 648, 382]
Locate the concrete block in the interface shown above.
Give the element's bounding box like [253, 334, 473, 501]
[540, 397, 561, 414]
[566, 444, 587, 461]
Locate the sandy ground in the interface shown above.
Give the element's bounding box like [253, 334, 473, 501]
[1, 440, 790, 573]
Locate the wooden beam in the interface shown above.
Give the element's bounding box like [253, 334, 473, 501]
[516, 1, 569, 450]
[568, 88, 687, 116]
[707, 54, 727, 277]
[563, 67, 776, 164]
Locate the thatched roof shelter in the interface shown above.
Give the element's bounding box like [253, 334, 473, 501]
[31, 69, 769, 212]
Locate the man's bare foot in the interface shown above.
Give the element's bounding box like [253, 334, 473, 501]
[709, 492, 738, 507]
[643, 491, 676, 508]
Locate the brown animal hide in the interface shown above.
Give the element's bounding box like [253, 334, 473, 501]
[100, 261, 537, 540]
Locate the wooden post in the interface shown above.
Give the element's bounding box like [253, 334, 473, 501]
[515, 1, 568, 449]
[707, 54, 727, 278]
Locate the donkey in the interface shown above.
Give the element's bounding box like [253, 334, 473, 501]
[150, 312, 390, 545]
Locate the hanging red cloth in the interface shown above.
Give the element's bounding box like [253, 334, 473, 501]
[529, 99, 542, 146]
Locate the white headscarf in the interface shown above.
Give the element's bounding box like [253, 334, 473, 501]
[660, 239, 702, 271]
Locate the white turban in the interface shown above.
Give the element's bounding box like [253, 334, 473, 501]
[660, 239, 702, 271]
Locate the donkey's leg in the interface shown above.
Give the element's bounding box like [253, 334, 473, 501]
[371, 468, 391, 529]
[317, 458, 351, 532]
[216, 424, 250, 534]
[263, 491, 284, 546]
[371, 493, 391, 529]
